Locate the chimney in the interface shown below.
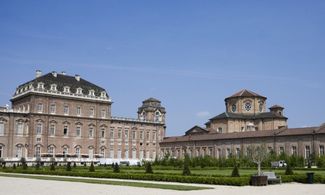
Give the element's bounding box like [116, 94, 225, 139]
[75, 74, 80, 81]
[52, 71, 57, 77]
[61, 71, 66, 75]
[35, 70, 42, 78]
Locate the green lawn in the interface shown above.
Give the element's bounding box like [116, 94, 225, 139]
[0, 173, 212, 191]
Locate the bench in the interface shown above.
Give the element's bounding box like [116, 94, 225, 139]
[263, 172, 282, 184]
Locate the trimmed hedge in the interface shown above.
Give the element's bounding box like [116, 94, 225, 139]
[0, 169, 250, 186]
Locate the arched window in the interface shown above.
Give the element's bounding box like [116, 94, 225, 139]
[89, 147, 94, 159]
[0, 122, 4, 136]
[75, 146, 81, 158]
[100, 147, 105, 158]
[48, 145, 55, 157]
[35, 146, 41, 158]
[36, 123, 42, 135]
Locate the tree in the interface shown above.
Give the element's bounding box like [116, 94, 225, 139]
[20, 157, 28, 170]
[285, 163, 294, 175]
[66, 162, 72, 171]
[73, 162, 77, 168]
[50, 157, 56, 171]
[247, 144, 268, 176]
[231, 163, 240, 177]
[89, 162, 95, 172]
[113, 163, 120, 173]
[145, 162, 153, 174]
[13, 163, 16, 169]
[35, 157, 41, 170]
[182, 154, 191, 176]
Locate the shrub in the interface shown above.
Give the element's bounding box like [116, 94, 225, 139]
[66, 162, 72, 171]
[73, 162, 77, 168]
[89, 162, 95, 172]
[231, 164, 240, 177]
[182, 154, 191, 176]
[145, 162, 153, 174]
[13, 163, 16, 169]
[50, 163, 55, 171]
[20, 157, 27, 170]
[285, 164, 294, 175]
[113, 163, 120, 173]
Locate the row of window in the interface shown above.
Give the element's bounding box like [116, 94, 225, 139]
[35, 123, 157, 140]
[30, 146, 154, 159]
[34, 82, 107, 98]
[164, 145, 325, 159]
[36, 103, 107, 118]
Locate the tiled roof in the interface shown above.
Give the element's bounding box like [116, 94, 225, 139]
[185, 125, 209, 135]
[269, 105, 284, 109]
[17, 72, 107, 97]
[209, 111, 288, 121]
[225, 89, 266, 100]
[161, 127, 321, 143]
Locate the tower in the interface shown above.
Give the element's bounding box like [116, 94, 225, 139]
[137, 98, 166, 123]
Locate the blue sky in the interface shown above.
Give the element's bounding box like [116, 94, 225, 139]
[0, 1, 325, 136]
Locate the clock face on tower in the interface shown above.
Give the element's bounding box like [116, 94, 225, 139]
[231, 104, 237, 112]
[244, 102, 252, 111]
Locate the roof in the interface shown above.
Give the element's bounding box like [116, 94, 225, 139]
[143, 97, 161, 103]
[161, 127, 321, 144]
[269, 105, 284, 109]
[17, 72, 107, 97]
[185, 125, 209, 135]
[225, 89, 266, 101]
[209, 111, 288, 121]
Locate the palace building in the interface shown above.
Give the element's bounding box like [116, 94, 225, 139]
[0, 70, 324, 164]
[0, 70, 166, 164]
[160, 90, 325, 160]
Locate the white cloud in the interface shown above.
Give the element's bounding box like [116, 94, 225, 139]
[196, 111, 210, 118]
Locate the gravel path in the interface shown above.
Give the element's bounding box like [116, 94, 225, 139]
[0, 175, 324, 195]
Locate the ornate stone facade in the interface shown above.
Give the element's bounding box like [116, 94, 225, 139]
[0, 70, 166, 164]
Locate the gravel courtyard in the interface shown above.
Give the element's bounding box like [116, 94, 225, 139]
[0, 176, 324, 195]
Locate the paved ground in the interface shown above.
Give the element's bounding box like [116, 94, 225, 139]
[0, 175, 324, 195]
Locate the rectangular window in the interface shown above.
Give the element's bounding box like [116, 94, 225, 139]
[75, 148, 80, 158]
[0, 123, 4, 136]
[125, 129, 128, 139]
[17, 122, 23, 135]
[279, 146, 285, 154]
[110, 128, 114, 139]
[125, 149, 129, 159]
[50, 104, 56, 114]
[64, 105, 69, 115]
[37, 103, 43, 113]
[76, 126, 81, 137]
[63, 125, 68, 136]
[48, 147, 54, 156]
[76, 106, 81, 116]
[35, 147, 41, 158]
[152, 131, 156, 141]
[146, 131, 150, 140]
[89, 127, 94, 138]
[140, 131, 143, 140]
[101, 109, 106, 118]
[101, 129, 105, 138]
[49, 124, 55, 136]
[90, 107, 95, 117]
[16, 146, 22, 158]
[132, 149, 136, 159]
[132, 131, 136, 140]
[36, 123, 42, 135]
[0, 146, 3, 158]
[110, 149, 114, 158]
[89, 148, 94, 159]
[100, 148, 105, 158]
[292, 146, 297, 156]
[118, 129, 121, 139]
[320, 145, 325, 156]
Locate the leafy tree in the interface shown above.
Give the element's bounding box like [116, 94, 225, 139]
[231, 163, 240, 177]
[113, 163, 120, 173]
[66, 162, 72, 171]
[247, 144, 269, 176]
[182, 154, 191, 176]
[20, 157, 28, 170]
[285, 163, 294, 175]
[145, 162, 153, 174]
[89, 162, 95, 172]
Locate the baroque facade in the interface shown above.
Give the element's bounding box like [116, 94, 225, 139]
[160, 90, 325, 161]
[0, 70, 166, 164]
